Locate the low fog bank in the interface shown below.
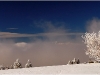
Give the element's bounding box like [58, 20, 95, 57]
[0, 38, 87, 66]
[0, 38, 88, 67]
[0, 18, 99, 67]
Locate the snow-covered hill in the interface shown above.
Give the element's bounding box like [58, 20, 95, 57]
[0, 63, 100, 74]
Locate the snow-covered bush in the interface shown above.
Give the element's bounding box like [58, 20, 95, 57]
[25, 59, 32, 68]
[68, 60, 73, 64]
[67, 58, 80, 65]
[5, 66, 9, 70]
[72, 58, 77, 64]
[10, 65, 13, 69]
[82, 31, 100, 62]
[0, 65, 5, 70]
[76, 58, 80, 64]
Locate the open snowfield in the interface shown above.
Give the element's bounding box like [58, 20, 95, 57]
[0, 63, 100, 74]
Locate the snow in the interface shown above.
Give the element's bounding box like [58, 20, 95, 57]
[0, 63, 100, 74]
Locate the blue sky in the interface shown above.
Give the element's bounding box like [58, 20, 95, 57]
[0, 1, 100, 67]
[1, 1, 100, 34]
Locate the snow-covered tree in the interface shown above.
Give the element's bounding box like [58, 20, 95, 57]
[82, 31, 100, 62]
[13, 59, 22, 69]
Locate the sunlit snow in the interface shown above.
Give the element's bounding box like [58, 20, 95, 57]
[0, 63, 100, 74]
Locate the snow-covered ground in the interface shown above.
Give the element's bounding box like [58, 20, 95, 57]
[0, 63, 100, 74]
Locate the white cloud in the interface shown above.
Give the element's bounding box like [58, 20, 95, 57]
[7, 28, 18, 30]
[15, 42, 27, 47]
[0, 32, 84, 38]
[86, 18, 100, 33]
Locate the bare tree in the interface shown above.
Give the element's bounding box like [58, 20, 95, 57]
[82, 31, 100, 62]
